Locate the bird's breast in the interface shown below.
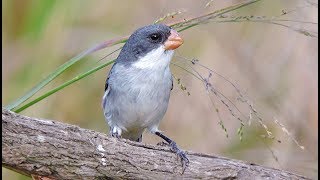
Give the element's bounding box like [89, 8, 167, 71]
[104, 62, 172, 136]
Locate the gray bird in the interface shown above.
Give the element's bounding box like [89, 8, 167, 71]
[102, 24, 189, 169]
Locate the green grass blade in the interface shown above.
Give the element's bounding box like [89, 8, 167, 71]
[14, 59, 116, 113]
[5, 37, 126, 111]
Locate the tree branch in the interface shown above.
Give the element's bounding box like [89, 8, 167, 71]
[2, 108, 310, 179]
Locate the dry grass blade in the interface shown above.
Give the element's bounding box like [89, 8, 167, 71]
[171, 0, 263, 31]
[154, 10, 186, 24]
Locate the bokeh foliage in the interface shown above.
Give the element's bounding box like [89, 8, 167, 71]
[2, 0, 318, 179]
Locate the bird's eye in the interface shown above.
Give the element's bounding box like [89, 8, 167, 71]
[149, 33, 161, 41]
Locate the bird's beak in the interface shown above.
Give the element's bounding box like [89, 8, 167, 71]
[164, 29, 183, 50]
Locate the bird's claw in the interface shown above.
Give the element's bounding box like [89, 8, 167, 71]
[176, 149, 189, 173]
[169, 142, 189, 173]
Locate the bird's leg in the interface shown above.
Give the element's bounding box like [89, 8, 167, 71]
[155, 131, 189, 172]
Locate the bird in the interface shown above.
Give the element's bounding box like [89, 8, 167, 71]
[102, 24, 189, 170]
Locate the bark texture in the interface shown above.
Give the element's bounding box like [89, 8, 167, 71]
[2, 108, 310, 180]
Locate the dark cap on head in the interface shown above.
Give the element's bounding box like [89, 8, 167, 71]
[116, 24, 175, 64]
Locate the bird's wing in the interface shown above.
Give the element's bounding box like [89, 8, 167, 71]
[104, 77, 110, 92]
[102, 78, 110, 110]
[171, 78, 173, 91]
[102, 63, 117, 109]
[170, 75, 173, 91]
[104, 63, 117, 92]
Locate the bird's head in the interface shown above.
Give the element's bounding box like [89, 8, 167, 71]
[116, 24, 183, 69]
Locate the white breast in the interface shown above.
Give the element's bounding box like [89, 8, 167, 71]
[132, 45, 174, 70]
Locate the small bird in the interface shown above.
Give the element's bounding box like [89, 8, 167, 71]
[102, 24, 189, 169]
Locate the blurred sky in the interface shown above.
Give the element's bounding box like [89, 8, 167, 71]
[2, 0, 318, 179]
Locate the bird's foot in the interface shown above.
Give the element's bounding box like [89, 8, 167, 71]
[110, 127, 122, 139]
[111, 132, 121, 139]
[110, 132, 121, 139]
[154, 131, 189, 173]
[169, 141, 189, 173]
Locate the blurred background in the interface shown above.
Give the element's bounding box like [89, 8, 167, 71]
[2, 0, 318, 179]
